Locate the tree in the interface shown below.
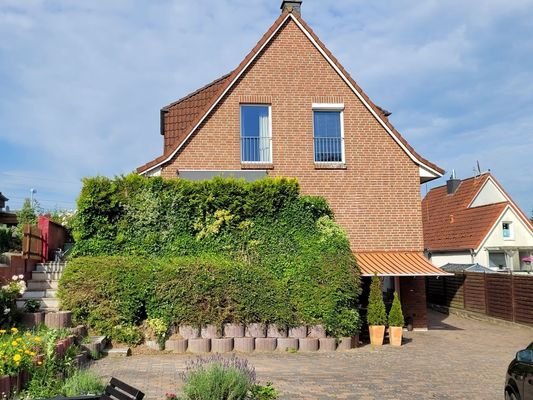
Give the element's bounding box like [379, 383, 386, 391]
[367, 272, 387, 326]
[15, 198, 37, 240]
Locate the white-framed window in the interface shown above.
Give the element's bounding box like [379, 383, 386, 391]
[312, 103, 344, 163]
[502, 221, 514, 240]
[240, 104, 272, 163]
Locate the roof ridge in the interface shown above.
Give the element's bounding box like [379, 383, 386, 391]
[427, 172, 491, 192]
[162, 72, 234, 110]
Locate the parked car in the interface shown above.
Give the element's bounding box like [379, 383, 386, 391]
[506, 342, 533, 400]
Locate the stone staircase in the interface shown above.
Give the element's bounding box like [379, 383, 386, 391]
[17, 262, 65, 312]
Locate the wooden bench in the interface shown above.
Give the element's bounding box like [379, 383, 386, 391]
[101, 378, 144, 400]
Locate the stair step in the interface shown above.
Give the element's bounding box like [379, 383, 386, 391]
[21, 290, 58, 299]
[31, 271, 62, 281]
[27, 281, 59, 290]
[35, 262, 67, 273]
[16, 298, 59, 309]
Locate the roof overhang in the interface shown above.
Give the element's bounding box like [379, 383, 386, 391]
[356, 251, 453, 277]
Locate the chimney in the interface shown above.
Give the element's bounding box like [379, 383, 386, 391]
[446, 169, 461, 195]
[281, 0, 302, 15]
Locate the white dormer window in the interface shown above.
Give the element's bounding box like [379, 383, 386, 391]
[502, 222, 513, 240]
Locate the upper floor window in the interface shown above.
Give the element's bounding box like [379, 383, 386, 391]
[502, 221, 513, 240]
[313, 104, 344, 163]
[240, 105, 271, 163]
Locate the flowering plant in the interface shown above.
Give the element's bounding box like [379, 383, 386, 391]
[0, 328, 43, 376]
[0, 275, 26, 327]
[146, 318, 168, 348]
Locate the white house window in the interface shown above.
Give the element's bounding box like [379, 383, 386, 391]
[313, 104, 344, 163]
[502, 221, 513, 240]
[240, 105, 271, 163]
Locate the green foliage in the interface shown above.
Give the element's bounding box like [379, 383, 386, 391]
[24, 298, 41, 313]
[388, 292, 404, 327]
[58, 256, 149, 334]
[0, 226, 20, 253]
[111, 325, 144, 346]
[61, 369, 105, 396]
[367, 273, 387, 326]
[15, 198, 38, 240]
[250, 382, 279, 400]
[180, 355, 256, 400]
[64, 175, 361, 338]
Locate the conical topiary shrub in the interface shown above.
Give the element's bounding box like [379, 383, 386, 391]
[388, 292, 404, 346]
[367, 272, 387, 346]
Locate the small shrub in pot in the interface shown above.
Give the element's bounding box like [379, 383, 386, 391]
[388, 292, 404, 347]
[367, 273, 387, 346]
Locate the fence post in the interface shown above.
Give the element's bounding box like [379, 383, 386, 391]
[462, 273, 466, 310]
[483, 272, 488, 315]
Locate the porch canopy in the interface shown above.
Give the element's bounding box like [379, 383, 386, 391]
[356, 252, 452, 277]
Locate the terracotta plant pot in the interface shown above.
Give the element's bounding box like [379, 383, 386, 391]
[389, 326, 403, 346]
[369, 325, 385, 346]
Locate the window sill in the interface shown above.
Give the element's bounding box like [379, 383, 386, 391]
[314, 162, 346, 170]
[241, 162, 274, 170]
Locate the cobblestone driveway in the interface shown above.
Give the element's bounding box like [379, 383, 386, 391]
[89, 311, 532, 399]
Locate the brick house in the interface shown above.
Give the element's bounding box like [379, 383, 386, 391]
[138, 1, 447, 329]
[423, 172, 533, 272]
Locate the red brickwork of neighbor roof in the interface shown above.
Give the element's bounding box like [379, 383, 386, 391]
[137, 10, 444, 176]
[422, 173, 511, 251]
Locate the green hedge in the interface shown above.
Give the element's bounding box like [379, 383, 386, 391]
[63, 175, 361, 337]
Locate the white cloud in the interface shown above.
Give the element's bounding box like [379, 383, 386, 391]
[0, 0, 532, 215]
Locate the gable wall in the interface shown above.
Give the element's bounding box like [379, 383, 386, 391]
[470, 179, 506, 208]
[161, 19, 423, 252]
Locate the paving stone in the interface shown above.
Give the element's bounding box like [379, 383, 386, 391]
[89, 311, 533, 399]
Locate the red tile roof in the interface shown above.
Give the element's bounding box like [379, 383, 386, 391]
[137, 11, 444, 176]
[422, 173, 513, 251]
[356, 252, 450, 276]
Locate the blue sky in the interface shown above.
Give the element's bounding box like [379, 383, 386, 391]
[0, 0, 532, 216]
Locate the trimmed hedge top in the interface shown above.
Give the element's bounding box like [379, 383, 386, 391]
[63, 175, 362, 337]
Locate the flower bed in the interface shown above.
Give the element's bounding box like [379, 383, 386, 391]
[0, 325, 92, 398]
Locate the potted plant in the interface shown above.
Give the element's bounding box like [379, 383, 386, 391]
[22, 299, 45, 328]
[367, 272, 387, 346]
[388, 292, 404, 347]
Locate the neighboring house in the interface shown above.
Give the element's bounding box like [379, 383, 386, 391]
[423, 172, 533, 273]
[0, 192, 17, 227]
[137, 1, 447, 329]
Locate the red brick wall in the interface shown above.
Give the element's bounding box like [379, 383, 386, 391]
[160, 19, 424, 252]
[400, 277, 428, 329]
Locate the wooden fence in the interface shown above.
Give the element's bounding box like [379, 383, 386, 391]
[22, 225, 44, 261]
[427, 272, 533, 326]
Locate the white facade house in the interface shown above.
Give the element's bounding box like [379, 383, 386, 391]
[423, 173, 533, 272]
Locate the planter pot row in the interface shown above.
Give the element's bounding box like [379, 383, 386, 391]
[0, 370, 30, 398]
[162, 335, 359, 354]
[177, 324, 328, 339]
[369, 325, 403, 347]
